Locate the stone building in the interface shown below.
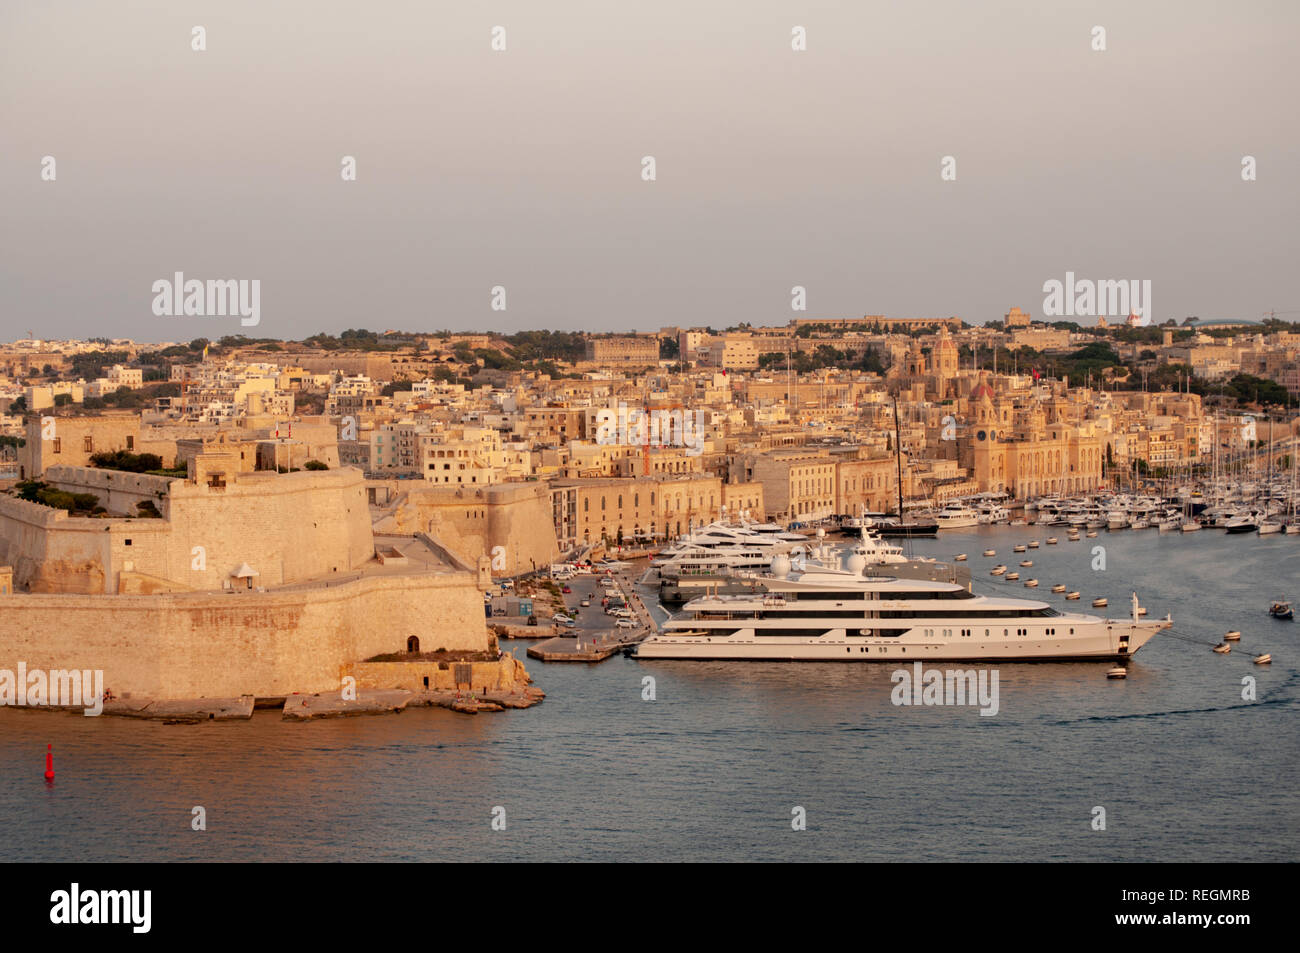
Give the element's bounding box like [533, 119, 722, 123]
[584, 335, 659, 366]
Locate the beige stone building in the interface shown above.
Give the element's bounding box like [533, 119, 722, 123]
[584, 335, 659, 366]
[550, 474, 745, 547]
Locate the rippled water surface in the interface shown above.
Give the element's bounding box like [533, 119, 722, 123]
[2, 527, 1297, 861]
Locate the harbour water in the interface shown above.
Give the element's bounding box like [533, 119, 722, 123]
[2, 527, 1297, 862]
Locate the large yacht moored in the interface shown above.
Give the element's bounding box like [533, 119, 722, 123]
[636, 553, 1171, 662]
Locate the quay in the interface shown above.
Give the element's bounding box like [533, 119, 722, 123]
[527, 630, 648, 662]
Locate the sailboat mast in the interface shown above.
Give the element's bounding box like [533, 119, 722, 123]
[893, 394, 905, 519]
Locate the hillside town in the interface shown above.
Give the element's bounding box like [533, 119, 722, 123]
[3, 309, 1297, 551]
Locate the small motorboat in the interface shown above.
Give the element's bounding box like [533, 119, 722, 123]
[1086, 531, 1099, 538]
[1224, 630, 1241, 641]
[1020, 559, 1033, 567]
[1046, 537, 1058, 544]
[1014, 544, 1027, 553]
[1028, 540, 1040, 549]
[1006, 572, 1020, 581]
[1024, 579, 1038, 588]
[1051, 584, 1066, 593]
[954, 553, 967, 561]
[1269, 602, 1294, 620]
[991, 565, 1006, 576]
[1213, 643, 1232, 654]
[1066, 591, 1080, 600]
[1092, 597, 1108, 608]
[983, 549, 996, 557]
[1224, 515, 1257, 534]
[1255, 654, 1272, 665]
[1106, 667, 1127, 679]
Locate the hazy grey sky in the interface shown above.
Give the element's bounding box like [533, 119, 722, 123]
[2, 0, 1297, 342]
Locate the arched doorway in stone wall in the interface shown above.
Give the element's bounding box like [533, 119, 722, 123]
[407, 636, 420, 654]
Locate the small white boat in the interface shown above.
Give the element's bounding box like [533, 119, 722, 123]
[1213, 643, 1231, 654]
[954, 553, 967, 561]
[1024, 579, 1038, 588]
[1014, 544, 1027, 553]
[991, 565, 1006, 576]
[1086, 531, 1099, 538]
[1137, 607, 1147, 617]
[1020, 559, 1033, 567]
[983, 549, 996, 557]
[1046, 537, 1058, 544]
[1255, 654, 1272, 664]
[1006, 572, 1020, 581]
[1066, 591, 1081, 600]
[1051, 584, 1067, 593]
[1224, 630, 1241, 641]
[1106, 667, 1127, 679]
[1028, 540, 1040, 549]
[1092, 597, 1108, 608]
[1258, 520, 1282, 535]
[1181, 521, 1201, 533]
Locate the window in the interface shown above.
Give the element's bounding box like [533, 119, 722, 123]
[84, 436, 93, 453]
[52, 438, 61, 453]
[126, 436, 135, 450]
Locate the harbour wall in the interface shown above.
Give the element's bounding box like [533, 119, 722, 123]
[0, 571, 488, 700]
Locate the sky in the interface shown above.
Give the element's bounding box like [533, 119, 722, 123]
[2, 0, 1297, 343]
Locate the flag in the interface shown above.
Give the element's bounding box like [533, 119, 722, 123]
[202, 343, 209, 361]
[1031, 368, 1040, 381]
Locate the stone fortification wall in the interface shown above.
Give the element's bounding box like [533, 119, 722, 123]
[44, 465, 177, 517]
[0, 571, 488, 699]
[1, 467, 374, 593]
[372, 481, 559, 576]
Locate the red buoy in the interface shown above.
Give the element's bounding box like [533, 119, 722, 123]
[44, 743, 54, 782]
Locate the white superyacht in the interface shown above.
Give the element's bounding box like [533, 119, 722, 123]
[636, 552, 1171, 662]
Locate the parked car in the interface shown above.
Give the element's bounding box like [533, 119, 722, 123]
[527, 615, 538, 626]
[501, 579, 515, 590]
[492, 608, 506, 617]
[579, 599, 590, 607]
[615, 618, 637, 629]
[561, 585, 572, 594]
[553, 613, 572, 624]
[613, 608, 633, 618]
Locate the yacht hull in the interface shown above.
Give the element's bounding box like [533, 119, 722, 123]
[637, 619, 1170, 662]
